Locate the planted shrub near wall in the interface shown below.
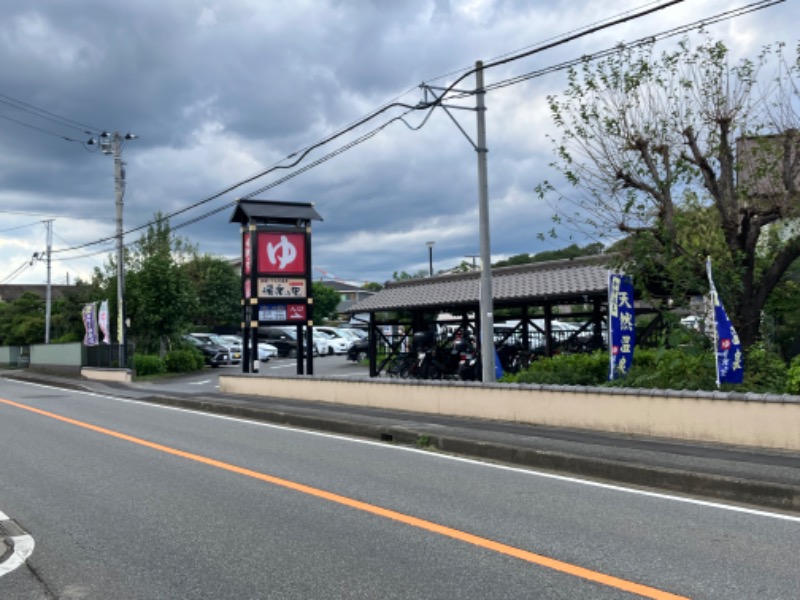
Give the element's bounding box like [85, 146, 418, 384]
[134, 354, 165, 377]
[165, 349, 203, 373]
[506, 351, 609, 386]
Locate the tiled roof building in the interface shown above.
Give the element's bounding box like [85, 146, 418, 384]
[348, 254, 612, 314]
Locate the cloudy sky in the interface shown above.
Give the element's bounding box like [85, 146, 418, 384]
[0, 0, 794, 287]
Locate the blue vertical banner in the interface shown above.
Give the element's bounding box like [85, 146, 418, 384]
[608, 273, 635, 380]
[706, 258, 744, 386]
[82, 303, 99, 347]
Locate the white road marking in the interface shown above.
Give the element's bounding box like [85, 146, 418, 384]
[4, 378, 800, 523]
[0, 511, 35, 578]
[188, 379, 212, 385]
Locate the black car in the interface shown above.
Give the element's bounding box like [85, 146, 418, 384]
[346, 337, 370, 362]
[183, 335, 230, 367]
[261, 327, 300, 358]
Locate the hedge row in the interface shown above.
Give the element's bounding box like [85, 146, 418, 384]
[133, 348, 205, 377]
[503, 343, 800, 395]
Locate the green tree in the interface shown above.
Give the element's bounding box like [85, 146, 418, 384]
[125, 215, 197, 354]
[50, 275, 109, 343]
[182, 254, 240, 329]
[362, 281, 383, 292]
[539, 36, 800, 349]
[0, 292, 45, 345]
[311, 282, 341, 324]
[392, 269, 429, 281]
[493, 253, 532, 268]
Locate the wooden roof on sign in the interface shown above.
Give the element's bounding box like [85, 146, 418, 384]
[346, 254, 615, 313]
[229, 199, 323, 225]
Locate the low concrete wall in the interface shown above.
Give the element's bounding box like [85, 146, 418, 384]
[219, 375, 800, 451]
[29, 342, 84, 375]
[81, 367, 132, 383]
[0, 346, 22, 368]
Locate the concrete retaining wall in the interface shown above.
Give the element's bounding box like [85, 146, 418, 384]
[0, 346, 22, 368]
[220, 375, 800, 451]
[29, 342, 84, 375]
[80, 367, 132, 383]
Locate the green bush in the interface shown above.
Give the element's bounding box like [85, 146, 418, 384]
[505, 351, 609, 386]
[134, 354, 165, 377]
[612, 347, 717, 391]
[785, 355, 800, 395]
[741, 342, 786, 394]
[165, 348, 203, 373]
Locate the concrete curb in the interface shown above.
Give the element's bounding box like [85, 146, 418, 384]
[136, 393, 800, 514]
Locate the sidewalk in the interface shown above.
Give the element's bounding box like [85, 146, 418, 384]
[3, 369, 799, 514]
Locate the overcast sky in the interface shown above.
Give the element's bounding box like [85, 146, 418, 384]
[0, 0, 795, 287]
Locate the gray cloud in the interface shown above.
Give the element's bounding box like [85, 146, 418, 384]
[0, 0, 795, 286]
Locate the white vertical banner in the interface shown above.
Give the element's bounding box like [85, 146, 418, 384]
[98, 299, 110, 344]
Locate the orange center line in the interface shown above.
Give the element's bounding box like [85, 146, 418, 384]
[0, 397, 689, 600]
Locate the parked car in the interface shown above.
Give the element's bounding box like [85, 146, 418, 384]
[261, 327, 300, 358]
[221, 334, 277, 362]
[190, 332, 241, 364]
[314, 327, 352, 354]
[347, 337, 370, 362]
[311, 331, 330, 357]
[182, 335, 230, 368]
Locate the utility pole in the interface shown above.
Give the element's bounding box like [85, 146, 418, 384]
[45, 219, 53, 344]
[474, 61, 495, 383]
[418, 61, 496, 382]
[97, 131, 137, 368]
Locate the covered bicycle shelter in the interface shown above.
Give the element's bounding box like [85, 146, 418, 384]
[346, 254, 624, 377]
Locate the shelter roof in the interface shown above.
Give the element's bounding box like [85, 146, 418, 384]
[347, 254, 615, 313]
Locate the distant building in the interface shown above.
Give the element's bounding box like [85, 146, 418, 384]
[318, 280, 376, 322]
[0, 284, 73, 303]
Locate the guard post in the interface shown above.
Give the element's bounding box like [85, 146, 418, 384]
[230, 199, 323, 375]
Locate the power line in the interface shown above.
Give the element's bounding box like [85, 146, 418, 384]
[0, 220, 45, 234]
[0, 112, 90, 143]
[51, 1, 682, 256]
[51, 0, 776, 256]
[0, 259, 32, 284]
[0, 90, 103, 133]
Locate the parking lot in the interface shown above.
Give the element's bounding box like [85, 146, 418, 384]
[243, 353, 367, 378]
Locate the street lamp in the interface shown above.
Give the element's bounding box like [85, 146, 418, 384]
[426, 241, 435, 276]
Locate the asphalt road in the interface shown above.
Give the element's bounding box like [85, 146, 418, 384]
[1, 377, 799, 599]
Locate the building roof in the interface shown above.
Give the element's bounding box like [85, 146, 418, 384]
[346, 254, 614, 313]
[320, 280, 368, 293]
[0, 284, 74, 303]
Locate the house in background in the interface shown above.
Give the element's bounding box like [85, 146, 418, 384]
[318, 280, 375, 323]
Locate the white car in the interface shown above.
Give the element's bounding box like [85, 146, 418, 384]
[221, 334, 277, 362]
[314, 327, 350, 354]
[314, 327, 353, 354]
[311, 332, 330, 357]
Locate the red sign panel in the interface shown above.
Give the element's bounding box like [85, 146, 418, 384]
[243, 233, 251, 275]
[257, 232, 306, 275]
[287, 304, 307, 321]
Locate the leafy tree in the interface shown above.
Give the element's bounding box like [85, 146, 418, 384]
[182, 254, 240, 329]
[538, 35, 800, 349]
[392, 269, 430, 281]
[124, 215, 197, 354]
[531, 242, 604, 263]
[311, 282, 341, 323]
[493, 253, 533, 268]
[50, 275, 109, 343]
[362, 281, 383, 292]
[0, 292, 45, 345]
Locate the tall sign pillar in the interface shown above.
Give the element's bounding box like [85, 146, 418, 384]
[230, 200, 323, 376]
